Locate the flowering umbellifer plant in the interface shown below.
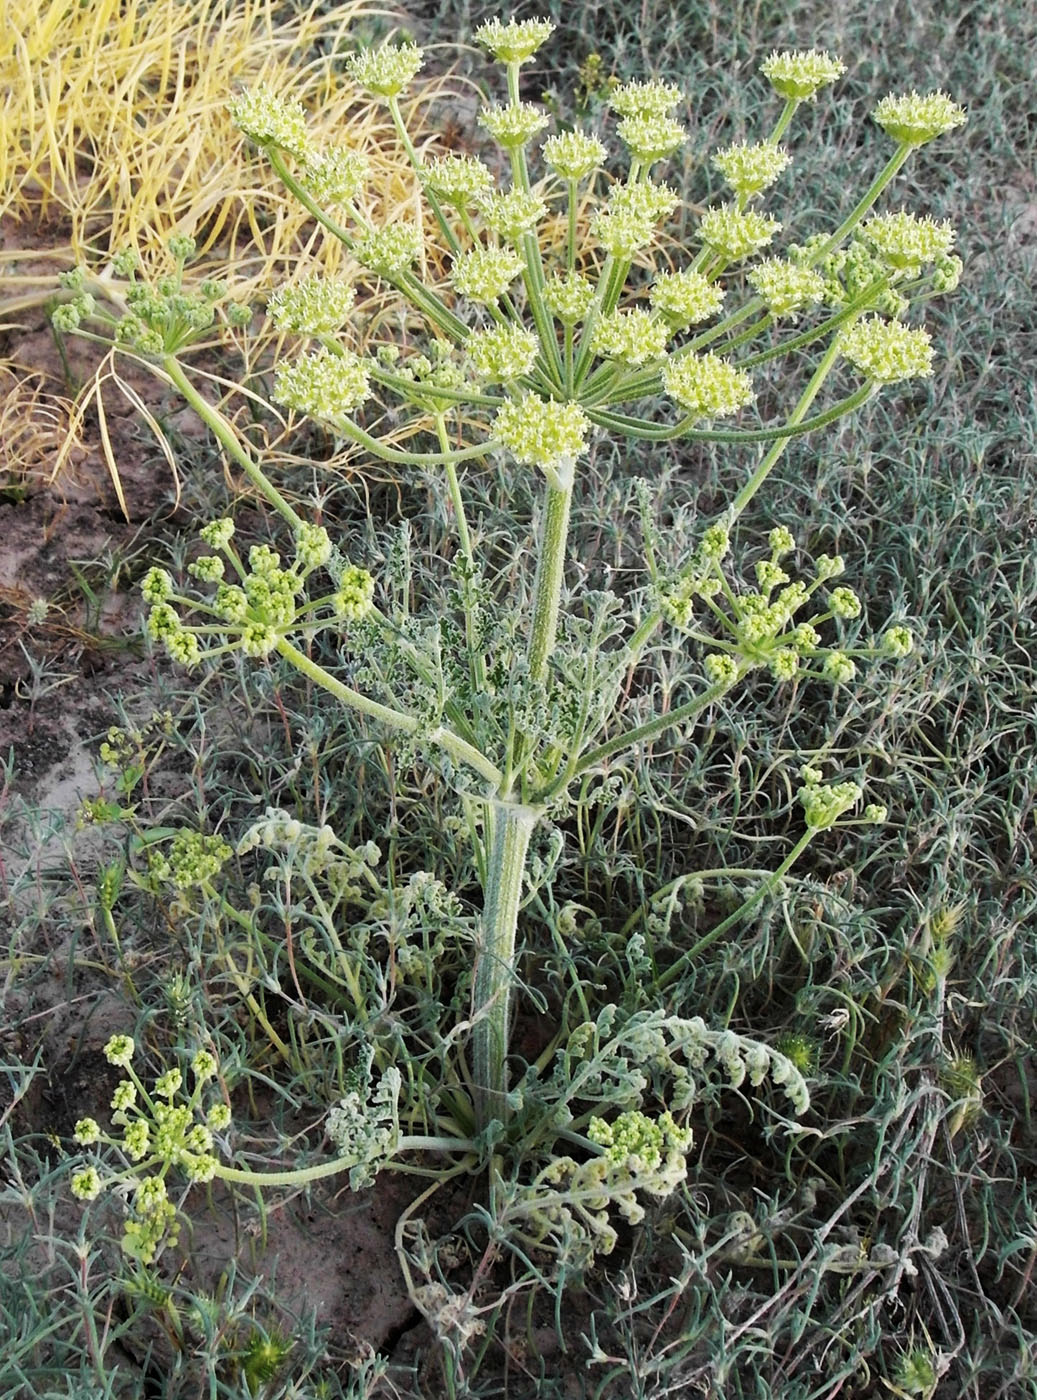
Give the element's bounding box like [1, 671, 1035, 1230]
[56, 20, 964, 1197]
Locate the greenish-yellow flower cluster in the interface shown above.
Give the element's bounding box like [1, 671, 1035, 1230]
[591, 308, 670, 366]
[840, 315, 934, 383]
[423, 153, 494, 207]
[450, 246, 525, 303]
[618, 112, 687, 164]
[872, 90, 967, 146]
[712, 141, 791, 198]
[608, 79, 683, 118]
[274, 347, 372, 416]
[70, 1039, 230, 1263]
[478, 102, 549, 148]
[229, 84, 310, 158]
[700, 204, 781, 261]
[480, 188, 548, 240]
[747, 258, 826, 317]
[473, 16, 555, 63]
[353, 225, 423, 276]
[300, 147, 368, 205]
[760, 49, 845, 101]
[649, 267, 725, 327]
[662, 352, 754, 421]
[468, 323, 540, 381]
[860, 210, 956, 272]
[542, 271, 595, 324]
[542, 131, 607, 182]
[493, 393, 590, 480]
[345, 42, 424, 98]
[267, 274, 356, 334]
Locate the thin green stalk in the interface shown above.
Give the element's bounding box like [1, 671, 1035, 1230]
[811, 143, 914, 260]
[160, 356, 303, 530]
[656, 828, 816, 991]
[331, 412, 494, 467]
[769, 97, 799, 144]
[267, 150, 468, 343]
[387, 94, 460, 254]
[216, 1134, 478, 1188]
[275, 636, 502, 787]
[436, 415, 488, 695]
[554, 670, 748, 794]
[587, 382, 874, 444]
[730, 331, 860, 520]
[471, 800, 540, 1130]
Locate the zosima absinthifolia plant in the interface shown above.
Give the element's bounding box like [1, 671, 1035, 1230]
[57, 20, 965, 1258]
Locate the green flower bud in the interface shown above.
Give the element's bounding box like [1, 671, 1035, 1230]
[187, 555, 225, 583]
[882, 624, 914, 658]
[712, 141, 790, 198]
[468, 324, 540, 381]
[770, 648, 800, 681]
[608, 80, 683, 118]
[332, 565, 375, 620]
[473, 17, 555, 63]
[704, 653, 739, 687]
[478, 102, 548, 148]
[111, 1080, 136, 1111]
[123, 1121, 150, 1161]
[104, 1034, 135, 1067]
[141, 567, 174, 603]
[872, 91, 967, 146]
[759, 49, 845, 101]
[822, 650, 856, 683]
[828, 586, 862, 619]
[167, 234, 196, 263]
[241, 620, 278, 657]
[700, 203, 781, 261]
[542, 131, 607, 181]
[798, 777, 861, 828]
[591, 308, 670, 366]
[450, 246, 525, 303]
[200, 517, 234, 549]
[71, 1167, 103, 1201]
[768, 526, 795, 556]
[663, 352, 754, 421]
[345, 42, 424, 98]
[207, 1102, 232, 1131]
[73, 1117, 101, 1145]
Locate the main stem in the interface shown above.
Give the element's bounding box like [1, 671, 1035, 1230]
[471, 800, 539, 1133]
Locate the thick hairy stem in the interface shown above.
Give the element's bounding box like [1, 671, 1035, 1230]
[527, 481, 573, 683]
[471, 800, 540, 1132]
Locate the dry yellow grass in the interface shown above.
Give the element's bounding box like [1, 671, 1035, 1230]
[0, 0, 486, 512]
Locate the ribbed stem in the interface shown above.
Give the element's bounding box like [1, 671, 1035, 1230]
[527, 481, 573, 683]
[471, 800, 539, 1131]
